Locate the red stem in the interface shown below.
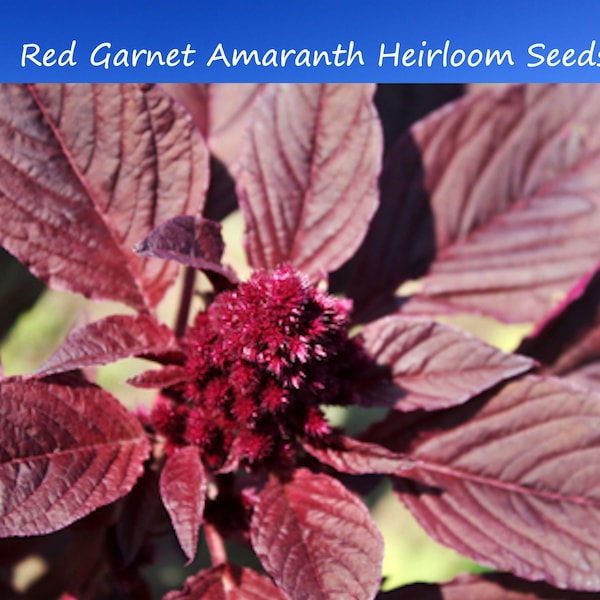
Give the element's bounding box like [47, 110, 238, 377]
[204, 523, 227, 566]
[174, 267, 196, 338]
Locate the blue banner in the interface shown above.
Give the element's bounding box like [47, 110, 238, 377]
[5, 0, 600, 82]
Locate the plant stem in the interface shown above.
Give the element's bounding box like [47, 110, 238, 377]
[174, 266, 196, 338]
[204, 523, 227, 566]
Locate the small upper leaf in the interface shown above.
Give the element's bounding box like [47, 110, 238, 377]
[0, 84, 208, 311]
[159, 446, 207, 563]
[238, 84, 382, 279]
[359, 315, 534, 411]
[0, 376, 150, 537]
[367, 375, 600, 591]
[163, 563, 288, 600]
[36, 313, 180, 377]
[134, 215, 238, 285]
[251, 468, 383, 600]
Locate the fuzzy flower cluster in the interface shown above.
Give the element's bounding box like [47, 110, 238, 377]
[151, 265, 367, 471]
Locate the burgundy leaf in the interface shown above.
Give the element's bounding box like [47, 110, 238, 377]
[163, 563, 288, 600]
[127, 365, 187, 389]
[410, 85, 600, 322]
[0, 376, 150, 537]
[238, 84, 382, 279]
[377, 572, 599, 599]
[349, 85, 600, 322]
[160, 446, 207, 563]
[134, 215, 238, 284]
[161, 85, 265, 221]
[359, 315, 534, 411]
[367, 375, 600, 591]
[0, 84, 208, 311]
[36, 314, 180, 377]
[251, 468, 383, 600]
[303, 435, 413, 475]
[162, 84, 265, 167]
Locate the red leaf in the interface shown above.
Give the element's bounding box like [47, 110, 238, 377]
[407, 85, 600, 322]
[134, 215, 238, 285]
[350, 85, 600, 322]
[251, 468, 383, 600]
[163, 563, 288, 600]
[378, 572, 599, 599]
[162, 84, 264, 164]
[161, 85, 265, 222]
[360, 315, 534, 411]
[0, 376, 150, 537]
[238, 84, 382, 279]
[0, 84, 208, 311]
[36, 314, 180, 377]
[160, 446, 207, 563]
[303, 435, 414, 476]
[367, 376, 600, 591]
[127, 365, 187, 389]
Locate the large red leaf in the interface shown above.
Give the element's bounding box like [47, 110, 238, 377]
[349, 85, 600, 322]
[377, 572, 599, 599]
[159, 446, 207, 563]
[0, 376, 150, 537]
[251, 468, 383, 600]
[359, 315, 534, 411]
[411, 85, 600, 322]
[367, 376, 600, 591]
[36, 313, 180, 376]
[163, 563, 288, 600]
[161, 84, 266, 222]
[238, 84, 382, 279]
[0, 84, 208, 311]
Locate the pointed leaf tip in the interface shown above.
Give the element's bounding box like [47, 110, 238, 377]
[251, 468, 383, 600]
[160, 446, 207, 563]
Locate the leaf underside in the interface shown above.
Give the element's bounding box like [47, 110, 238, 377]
[360, 315, 534, 411]
[160, 446, 207, 563]
[251, 468, 383, 600]
[0, 376, 150, 537]
[36, 313, 180, 376]
[238, 83, 383, 279]
[367, 375, 600, 591]
[0, 84, 208, 311]
[348, 85, 600, 323]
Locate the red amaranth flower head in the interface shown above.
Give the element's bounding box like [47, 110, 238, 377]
[151, 265, 367, 471]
